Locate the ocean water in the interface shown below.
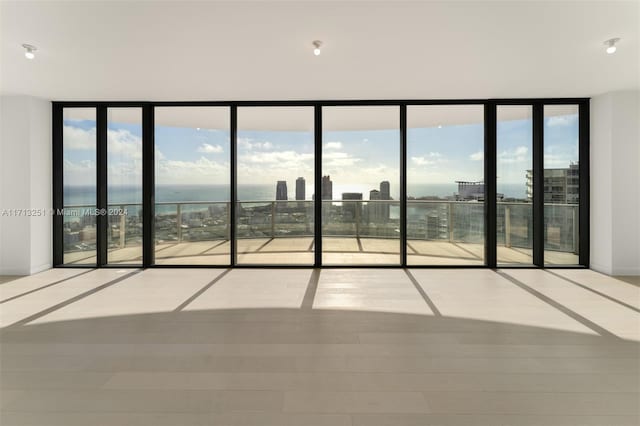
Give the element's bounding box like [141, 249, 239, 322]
[64, 183, 528, 206]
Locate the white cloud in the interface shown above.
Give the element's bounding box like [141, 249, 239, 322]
[197, 143, 224, 154]
[63, 125, 143, 160]
[323, 151, 363, 167]
[238, 137, 253, 150]
[63, 125, 145, 184]
[325, 141, 342, 150]
[544, 153, 572, 168]
[156, 156, 230, 184]
[498, 146, 529, 164]
[237, 138, 274, 151]
[324, 152, 350, 160]
[107, 129, 142, 159]
[63, 159, 96, 186]
[547, 116, 573, 127]
[325, 157, 363, 167]
[412, 152, 446, 166]
[411, 157, 431, 166]
[63, 125, 95, 150]
[243, 150, 313, 164]
[544, 144, 576, 168]
[470, 151, 484, 161]
[253, 141, 274, 150]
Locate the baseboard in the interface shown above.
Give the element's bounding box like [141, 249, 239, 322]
[0, 266, 30, 276]
[612, 266, 640, 276]
[30, 263, 52, 275]
[589, 262, 613, 276]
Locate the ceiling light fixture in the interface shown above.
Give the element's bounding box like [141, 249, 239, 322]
[312, 40, 322, 56]
[22, 43, 37, 59]
[604, 38, 620, 54]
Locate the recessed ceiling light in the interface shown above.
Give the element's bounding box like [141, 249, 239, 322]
[604, 38, 620, 54]
[312, 40, 322, 56]
[22, 43, 37, 59]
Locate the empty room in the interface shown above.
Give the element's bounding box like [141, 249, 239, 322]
[0, 1, 639, 425]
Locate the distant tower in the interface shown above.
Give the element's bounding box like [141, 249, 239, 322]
[380, 181, 390, 200]
[295, 177, 305, 200]
[379, 180, 391, 222]
[276, 181, 288, 200]
[369, 189, 382, 224]
[342, 192, 363, 220]
[321, 175, 333, 200]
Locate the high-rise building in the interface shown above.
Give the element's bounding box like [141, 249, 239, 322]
[368, 189, 385, 223]
[276, 181, 288, 201]
[379, 181, 391, 222]
[455, 181, 485, 201]
[526, 163, 579, 204]
[454, 180, 504, 201]
[321, 175, 333, 200]
[380, 181, 390, 200]
[342, 192, 363, 220]
[295, 177, 305, 201]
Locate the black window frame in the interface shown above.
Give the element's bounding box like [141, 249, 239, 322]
[52, 98, 590, 269]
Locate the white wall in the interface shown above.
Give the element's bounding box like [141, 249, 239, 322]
[0, 95, 52, 275]
[590, 90, 640, 276]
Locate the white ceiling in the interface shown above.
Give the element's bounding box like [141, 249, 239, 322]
[1, 1, 637, 102]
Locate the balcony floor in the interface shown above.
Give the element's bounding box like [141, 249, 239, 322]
[65, 237, 579, 266]
[0, 268, 638, 425]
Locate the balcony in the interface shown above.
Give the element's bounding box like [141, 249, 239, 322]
[62, 200, 579, 266]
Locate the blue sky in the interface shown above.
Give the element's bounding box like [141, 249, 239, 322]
[63, 111, 579, 200]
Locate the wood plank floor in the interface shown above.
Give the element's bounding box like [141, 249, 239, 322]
[0, 268, 638, 425]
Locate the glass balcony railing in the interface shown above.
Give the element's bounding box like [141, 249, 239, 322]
[61, 200, 579, 263]
[237, 201, 314, 239]
[155, 201, 230, 244]
[322, 200, 400, 239]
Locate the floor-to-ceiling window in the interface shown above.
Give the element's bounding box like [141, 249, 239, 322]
[61, 108, 97, 265]
[406, 105, 485, 265]
[496, 105, 533, 265]
[106, 108, 143, 265]
[544, 105, 580, 265]
[321, 106, 401, 266]
[53, 99, 589, 269]
[154, 107, 231, 265]
[236, 107, 314, 265]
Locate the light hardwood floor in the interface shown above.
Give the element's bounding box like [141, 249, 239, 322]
[0, 268, 638, 425]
